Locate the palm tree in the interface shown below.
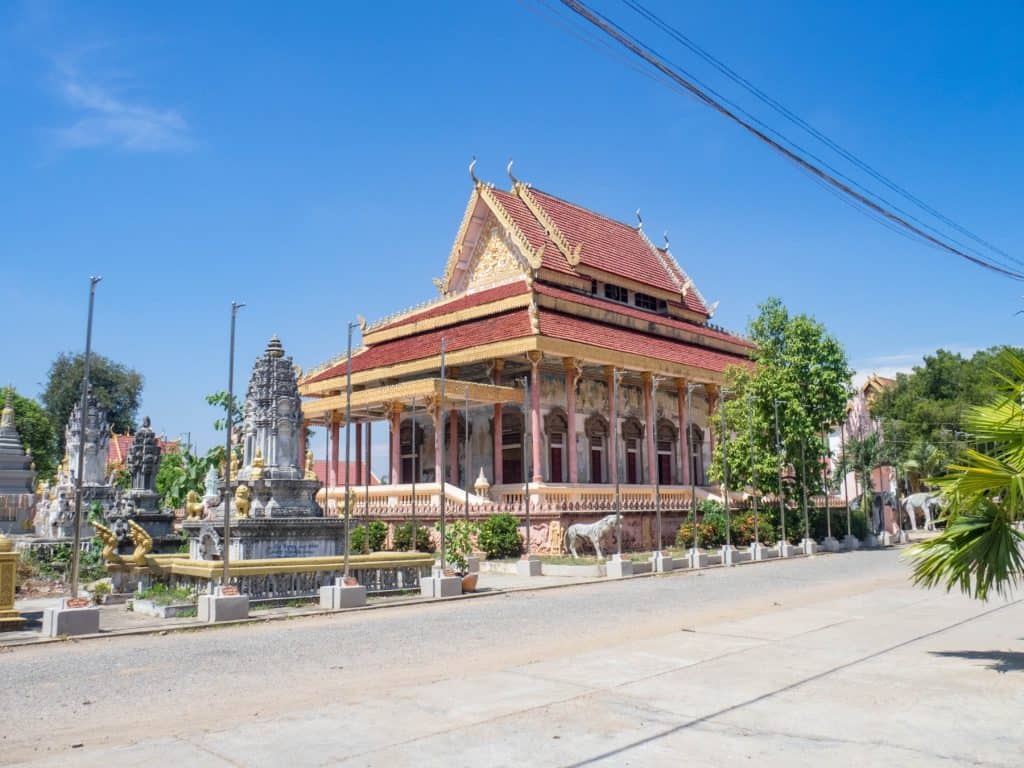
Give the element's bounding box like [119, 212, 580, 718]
[908, 349, 1024, 600]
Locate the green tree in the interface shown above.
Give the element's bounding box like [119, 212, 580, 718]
[2, 389, 59, 481]
[871, 346, 1023, 490]
[41, 352, 143, 446]
[711, 298, 852, 506]
[908, 349, 1024, 600]
[205, 392, 244, 432]
[156, 450, 214, 511]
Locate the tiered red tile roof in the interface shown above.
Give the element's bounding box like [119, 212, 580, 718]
[107, 432, 180, 469]
[373, 280, 530, 333]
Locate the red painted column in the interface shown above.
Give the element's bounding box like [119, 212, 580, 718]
[365, 421, 372, 484]
[644, 373, 656, 484]
[493, 404, 503, 485]
[354, 423, 363, 488]
[448, 408, 459, 486]
[433, 403, 443, 488]
[677, 380, 689, 485]
[565, 358, 579, 484]
[530, 354, 543, 483]
[606, 366, 618, 486]
[330, 416, 340, 487]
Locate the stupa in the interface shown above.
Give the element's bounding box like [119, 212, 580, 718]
[108, 416, 177, 550]
[0, 389, 36, 534]
[34, 394, 115, 539]
[185, 336, 344, 560]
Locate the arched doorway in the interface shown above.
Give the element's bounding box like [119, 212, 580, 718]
[585, 413, 608, 483]
[545, 409, 568, 483]
[623, 417, 644, 484]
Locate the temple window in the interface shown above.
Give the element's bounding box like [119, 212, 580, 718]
[544, 410, 569, 484]
[688, 424, 706, 485]
[502, 409, 525, 485]
[604, 284, 628, 303]
[656, 419, 677, 484]
[622, 417, 644, 484]
[585, 414, 609, 483]
[634, 292, 658, 311]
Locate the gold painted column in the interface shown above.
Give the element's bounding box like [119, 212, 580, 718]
[528, 351, 544, 483]
[643, 372, 656, 485]
[564, 358, 580, 484]
[0, 535, 25, 631]
[606, 366, 618, 486]
[676, 379, 689, 485]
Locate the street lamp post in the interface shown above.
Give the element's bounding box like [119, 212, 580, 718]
[612, 368, 623, 557]
[748, 393, 761, 555]
[343, 321, 356, 579]
[518, 375, 531, 557]
[651, 374, 666, 559]
[70, 276, 101, 599]
[438, 338, 447, 569]
[464, 388, 470, 523]
[800, 435, 812, 552]
[720, 388, 732, 556]
[773, 398, 787, 556]
[822, 428, 832, 542]
[410, 395, 418, 553]
[222, 300, 244, 588]
[686, 382, 700, 566]
[841, 423, 852, 540]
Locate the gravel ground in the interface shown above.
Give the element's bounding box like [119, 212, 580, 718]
[1, 550, 916, 762]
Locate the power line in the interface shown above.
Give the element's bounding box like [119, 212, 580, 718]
[620, 0, 1022, 270]
[550, 0, 1024, 280]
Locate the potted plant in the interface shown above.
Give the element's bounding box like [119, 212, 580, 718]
[437, 520, 479, 591]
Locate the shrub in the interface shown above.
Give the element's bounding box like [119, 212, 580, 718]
[437, 519, 478, 573]
[477, 514, 522, 559]
[674, 521, 721, 549]
[729, 511, 778, 546]
[349, 520, 388, 552]
[392, 522, 433, 553]
[701, 511, 728, 548]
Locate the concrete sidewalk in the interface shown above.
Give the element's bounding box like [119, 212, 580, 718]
[4, 550, 1020, 767]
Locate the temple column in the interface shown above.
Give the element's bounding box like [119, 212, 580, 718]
[564, 358, 579, 483]
[330, 415, 340, 488]
[388, 404, 403, 483]
[706, 384, 719, 466]
[489, 359, 505, 486]
[365, 421, 372, 484]
[528, 351, 543, 483]
[432, 401, 443, 488]
[355, 423, 363, 487]
[676, 379, 689, 485]
[448, 408, 459, 486]
[606, 366, 618, 486]
[643, 372, 656, 485]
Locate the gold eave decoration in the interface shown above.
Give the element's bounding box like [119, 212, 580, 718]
[515, 183, 583, 267]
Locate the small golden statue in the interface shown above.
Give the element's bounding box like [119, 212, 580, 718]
[93, 520, 153, 566]
[250, 447, 265, 481]
[185, 490, 204, 520]
[234, 484, 251, 519]
[304, 449, 316, 480]
[230, 451, 240, 476]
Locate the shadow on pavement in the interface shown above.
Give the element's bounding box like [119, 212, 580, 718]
[931, 650, 1024, 673]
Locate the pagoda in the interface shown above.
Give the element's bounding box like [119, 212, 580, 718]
[0, 389, 35, 533]
[298, 164, 754, 552]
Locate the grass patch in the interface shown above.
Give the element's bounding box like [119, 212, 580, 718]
[136, 583, 195, 605]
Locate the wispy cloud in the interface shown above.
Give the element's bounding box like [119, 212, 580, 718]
[850, 345, 980, 387]
[55, 65, 192, 153]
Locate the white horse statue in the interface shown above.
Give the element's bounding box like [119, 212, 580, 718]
[903, 493, 942, 531]
[564, 514, 620, 558]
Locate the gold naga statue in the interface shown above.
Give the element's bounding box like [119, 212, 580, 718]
[93, 520, 153, 567]
[234, 484, 251, 519]
[304, 449, 316, 480]
[185, 490, 205, 520]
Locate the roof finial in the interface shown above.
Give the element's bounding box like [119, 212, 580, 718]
[507, 158, 519, 187]
[635, 208, 643, 229]
[663, 230, 670, 250]
[468, 156, 479, 185]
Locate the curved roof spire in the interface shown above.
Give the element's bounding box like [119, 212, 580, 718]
[468, 156, 479, 185]
[507, 158, 520, 186]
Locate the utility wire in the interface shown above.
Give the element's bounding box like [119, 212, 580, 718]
[621, 0, 1021, 270]
[551, 0, 1024, 280]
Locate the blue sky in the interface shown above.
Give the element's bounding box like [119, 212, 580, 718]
[2, 0, 1021, 466]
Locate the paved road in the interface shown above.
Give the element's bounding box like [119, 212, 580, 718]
[2, 549, 1021, 767]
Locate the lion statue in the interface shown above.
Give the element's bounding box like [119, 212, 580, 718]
[234, 484, 251, 519]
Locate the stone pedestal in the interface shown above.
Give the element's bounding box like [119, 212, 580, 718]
[686, 548, 710, 569]
[841, 534, 861, 551]
[516, 555, 541, 577]
[319, 579, 367, 609]
[749, 542, 774, 561]
[198, 589, 249, 622]
[897, 530, 910, 544]
[651, 551, 675, 572]
[466, 555, 481, 574]
[821, 536, 841, 553]
[722, 545, 752, 566]
[606, 554, 633, 578]
[42, 599, 99, 637]
[862, 533, 880, 549]
[801, 538, 819, 556]
[420, 575, 462, 598]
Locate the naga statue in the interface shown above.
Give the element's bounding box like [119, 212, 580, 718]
[94, 519, 153, 566]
